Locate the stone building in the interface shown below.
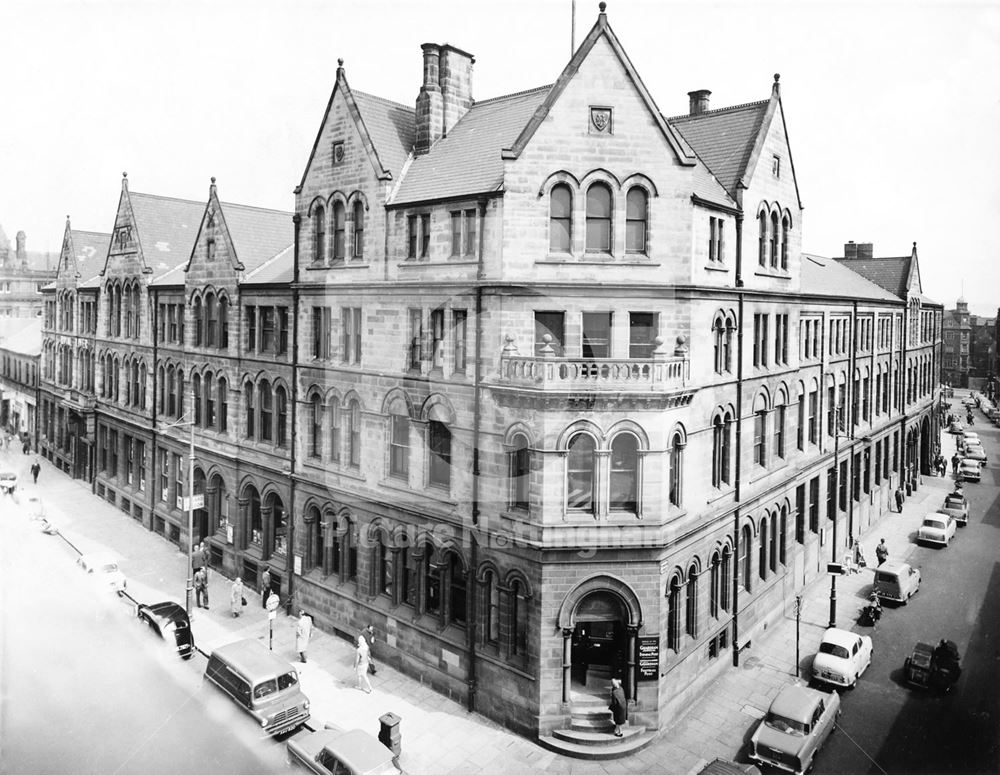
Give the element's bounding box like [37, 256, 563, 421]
[38, 4, 943, 755]
[0, 318, 42, 438]
[942, 297, 972, 388]
[0, 224, 58, 318]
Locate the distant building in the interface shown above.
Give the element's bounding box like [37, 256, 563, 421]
[0, 317, 41, 438]
[942, 297, 971, 387]
[0, 223, 58, 318]
[969, 312, 996, 384]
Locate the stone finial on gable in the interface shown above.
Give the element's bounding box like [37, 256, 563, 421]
[122, 171, 128, 191]
[599, 2, 607, 16]
[772, 73, 781, 97]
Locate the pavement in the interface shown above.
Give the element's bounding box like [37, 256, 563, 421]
[8, 430, 964, 775]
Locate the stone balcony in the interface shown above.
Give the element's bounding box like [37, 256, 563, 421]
[491, 335, 692, 411]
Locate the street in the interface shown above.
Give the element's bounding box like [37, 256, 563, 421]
[0, 485, 297, 774]
[815, 415, 1000, 775]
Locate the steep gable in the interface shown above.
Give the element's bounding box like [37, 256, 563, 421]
[56, 218, 110, 288]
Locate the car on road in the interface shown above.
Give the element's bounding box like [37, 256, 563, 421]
[938, 493, 969, 526]
[962, 443, 987, 465]
[137, 601, 194, 659]
[959, 459, 982, 482]
[77, 553, 127, 594]
[811, 628, 873, 689]
[917, 514, 957, 547]
[947, 421, 964, 434]
[0, 470, 17, 494]
[874, 560, 921, 604]
[697, 760, 762, 775]
[748, 684, 841, 775]
[287, 727, 403, 775]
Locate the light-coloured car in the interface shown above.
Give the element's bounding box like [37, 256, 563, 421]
[917, 514, 956, 547]
[938, 493, 969, 526]
[959, 459, 982, 482]
[874, 560, 921, 604]
[811, 628, 873, 689]
[77, 553, 127, 594]
[963, 443, 987, 465]
[947, 421, 964, 434]
[287, 727, 403, 775]
[749, 684, 841, 775]
[961, 430, 979, 445]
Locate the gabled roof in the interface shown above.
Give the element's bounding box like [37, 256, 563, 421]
[70, 230, 111, 281]
[670, 99, 770, 200]
[391, 86, 550, 205]
[835, 255, 911, 299]
[243, 244, 293, 285]
[128, 192, 205, 280]
[801, 253, 902, 303]
[215, 202, 292, 274]
[353, 91, 415, 181]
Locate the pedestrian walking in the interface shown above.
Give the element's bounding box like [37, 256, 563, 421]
[192, 543, 204, 573]
[951, 453, 960, 475]
[30, 458, 41, 484]
[194, 566, 209, 608]
[261, 567, 272, 608]
[360, 623, 378, 674]
[608, 677, 627, 737]
[853, 539, 867, 569]
[296, 610, 313, 663]
[875, 538, 889, 565]
[231, 577, 245, 618]
[893, 487, 904, 513]
[355, 634, 373, 693]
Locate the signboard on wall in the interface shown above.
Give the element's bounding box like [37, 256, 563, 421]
[637, 635, 659, 681]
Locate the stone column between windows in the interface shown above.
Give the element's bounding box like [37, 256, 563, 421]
[595, 449, 611, 520]
[561, 628, 573, 704]
[237, 495, 250, 551]
[261, 501, 274, 559]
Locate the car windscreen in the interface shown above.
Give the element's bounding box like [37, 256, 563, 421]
[253, 679, 278, 700]
[875, 572, 896, 584]
[819, 642, 850, 660]
[277, 671, 298, 690]
[923, 520, 945, 530]
[765, 712, 808, 735]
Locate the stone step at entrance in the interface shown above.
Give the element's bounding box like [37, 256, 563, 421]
[538, 697, 656, 760]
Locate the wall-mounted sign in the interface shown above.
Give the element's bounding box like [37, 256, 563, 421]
[637, 635, 659, 681]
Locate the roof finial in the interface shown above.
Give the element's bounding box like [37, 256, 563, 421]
[599, 1, 607, 14]
[772, 73, 781, 96]
[122, 171, 129, 191]
[337, 58, 344, 77]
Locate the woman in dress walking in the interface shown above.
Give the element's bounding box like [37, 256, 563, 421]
[230, 577, 245, 618]
[354, 634, 373, 693]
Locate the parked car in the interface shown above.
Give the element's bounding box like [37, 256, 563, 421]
[0, 471, 17, 494]
[874, 560, 921, 604]
[137, 601, 194, 659]
[963, 443, 987, 465]
[77, 553, 127, 594]
[287, 726, 403, 775]
[917, 513, 956, 547]
[959, 459, 982, 482]
[811, 628, 873, 689]
[939, 493, 969, 526]
[748, 684, 841, 775]
[698, 760, 762, 775]
[947, 421, 964, 434]
[960, 430, 979, 447]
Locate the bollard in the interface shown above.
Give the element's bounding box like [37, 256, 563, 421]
[378, 712, 402, 758]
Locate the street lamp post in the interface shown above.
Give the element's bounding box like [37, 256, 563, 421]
[160, 394, 196, 617]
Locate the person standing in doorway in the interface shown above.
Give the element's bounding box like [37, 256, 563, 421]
[355, 635, 373, 693]
[608, 678, 627, 737]
[296, 610, 313, 663]
[30, 458, 41, 484]
[261, 567, 272, 608]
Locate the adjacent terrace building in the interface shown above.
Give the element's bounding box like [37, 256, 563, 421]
[39, 5, 942, 755]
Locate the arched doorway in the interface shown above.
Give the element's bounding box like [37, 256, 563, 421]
[920, 416, 932, 476]
[557, 575, 643, 703]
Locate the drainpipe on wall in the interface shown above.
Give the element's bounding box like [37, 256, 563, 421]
[899, 305, 909, 487]
[847, 301, 858, 543]
[466, 197, 487, 714]
[150, 288, 160, 520]
[732, 289, 745, 668]
[287, 213, 301, 615]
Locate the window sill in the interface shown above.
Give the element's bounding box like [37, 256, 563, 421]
[706, 488, 735, 505]
[754, 269, 792, 280]
[704, 264, 730, 273]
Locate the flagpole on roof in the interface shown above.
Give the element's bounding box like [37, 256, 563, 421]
[571, 0, 576, 56]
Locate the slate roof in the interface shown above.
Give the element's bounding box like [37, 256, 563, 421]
[216, 202, 292, 274]
[391, 86, 551, 205]
[129, 192, 205, 280]
[801, 253, 901, 303]
[834, 256, 911, 299]
[353, 91, 415, 179]
[71, 230, 111, 282]
[669, 100, 770, 200]
[244, 244, 293, 285]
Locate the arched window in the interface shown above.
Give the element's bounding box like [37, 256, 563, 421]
[166, 365, 175, 414]
[754, 403, 768, 467]
[774, 393, 786, 460]
[758, 210, 767, 266]
[204, 370, 215, 427]
[585, 183, 612, 253]
[508, 432, 530, 510]
[176, 369, 184, 416]
[721, 546, 732, 611]
[139, 362, 147, 409]
[713, 316, 725, 374]
[347, 400, 361, 468]
[509, 577, 528, 657]
[193, 373, 202, 425]
[374, 529, 391, 596]
[625, 187, 647, 253]
[329, 400, 341, 462]
[712, 411, 733, 487]
[482, 569, 500, 645]
[709, 552, 721, 618]
[313, 204, 326, 263]
[428, 419, 451, 489]
[668, 432, 683, 507]
[389, 406, 410, 478]
[781, 214, 790, 269]
[667, 576, 681, 652]
[304, 507, 322, 571]
[609, 433, 638, 513]
[218, 377, 228, 432]
[777, 504, 787, 567]
[275, 385, 288, 447]
[447, 553, 466, 626]
[310, 394, 322, 458]
[686, 565, 699, 638]
[549, 184, 572, 253]
[332, 201, 346, 262]
[244, 381, 255, 439]
[352, 200, 365, 259]
[741, 525, 752, 591]
[566, 433, 596, 513]
[422, 542, 440, 615]
[206, 293, 218, 347]
[770, 210, 779, 268]
[193, 296, 203, 347]
[759, 517, 769, 580]
[219, 297, 229, 349]
[258, 381, 273, 442]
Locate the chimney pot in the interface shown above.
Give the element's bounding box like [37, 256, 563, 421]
[687, 89, 711, 115]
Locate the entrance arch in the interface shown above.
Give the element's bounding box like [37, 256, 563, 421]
[557, 575, 642, 703]
[920, 415, 932, 476]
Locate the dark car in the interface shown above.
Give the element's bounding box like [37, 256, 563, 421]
[137, 601, 194, 659]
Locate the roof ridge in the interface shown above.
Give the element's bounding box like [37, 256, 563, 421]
[667, 98, 769, 122]
[219, 201, 293, 217]
[130, 191, 206, 207]
[352, 89, 412, 113]
[472, 84, 553, 107]
[72, 230, 112, 238]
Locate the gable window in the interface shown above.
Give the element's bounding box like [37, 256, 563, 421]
[352, 200, 365, 259]
[585, 183, 612, 253]
[772, 155, 781, 178]
[709, 216, 726, 262]
[332, 201, 346, 262]
[758, 211, 767, 266]
[769, 211, 779, 268]
[781, 215, 790, 269]
[625, 187, 647, 254]
[549, 184, 572, 253]
[566, 433, 595, 514]
[313, 204, 326, 263]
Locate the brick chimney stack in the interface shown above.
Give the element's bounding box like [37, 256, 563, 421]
[843, 241, 874, 259]
[15, 231, 26, 267]
[687, 89, 711, 115]
[415, 43, 474, 155]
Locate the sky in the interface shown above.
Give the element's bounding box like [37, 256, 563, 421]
[1, 0, 998, 316]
